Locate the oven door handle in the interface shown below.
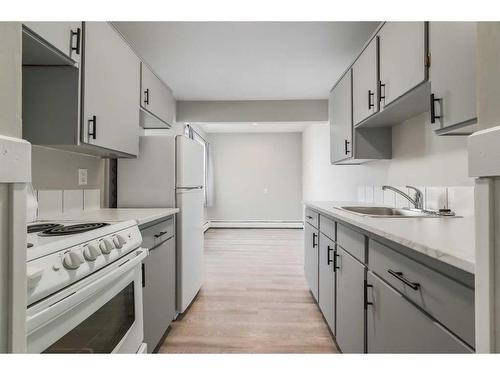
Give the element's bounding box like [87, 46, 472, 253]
[26, 248, 148, 334]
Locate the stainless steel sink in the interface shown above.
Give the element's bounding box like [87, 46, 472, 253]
[339, 206, 440, 218]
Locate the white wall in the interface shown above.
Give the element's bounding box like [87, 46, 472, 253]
[207, 132, 303, 222]
[303, 112, 473, 202]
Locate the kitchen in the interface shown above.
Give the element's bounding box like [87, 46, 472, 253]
[1, 2, 500, 371]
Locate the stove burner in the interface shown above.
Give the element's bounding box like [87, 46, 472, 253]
[39, 223, 109, 237]
[28, 223, 63, 233]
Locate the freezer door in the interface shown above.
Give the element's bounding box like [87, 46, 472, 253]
[176, 188, 204, 312]
[176, 136, 204, 188]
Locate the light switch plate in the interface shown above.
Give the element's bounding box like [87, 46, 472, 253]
[78, 169, 88, 186]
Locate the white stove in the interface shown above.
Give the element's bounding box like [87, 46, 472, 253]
[26, 219, 148, 353]
[27, 219, 142, 304]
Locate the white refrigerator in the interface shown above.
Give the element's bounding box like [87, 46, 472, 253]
[118, 135, 205, 313]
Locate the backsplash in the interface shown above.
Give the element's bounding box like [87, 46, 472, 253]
[35, 189, 101, 220]
[357, 186, 474, 216]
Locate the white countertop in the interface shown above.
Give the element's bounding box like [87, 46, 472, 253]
[305, 201, 475, 274]
[46, 208, 179, 226]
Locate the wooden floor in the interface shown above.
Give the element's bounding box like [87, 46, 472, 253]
[159, 228, 338, 353]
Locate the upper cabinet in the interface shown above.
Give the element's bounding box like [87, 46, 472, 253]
[429, 22, 478, 135]
[378, 22, 427, 108]
[352, 37, 379, 126]
[329, 22, 479, 165]
[23, 22, 140, 158]
[82, 22, 140, 156]
[330, 69, 391, 165]
[330, 70, 353, 164]
[23, 22, 82, 66]
[140, 62, 176, 128]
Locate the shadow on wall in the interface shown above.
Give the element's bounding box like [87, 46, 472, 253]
[302, 112, 473, 203]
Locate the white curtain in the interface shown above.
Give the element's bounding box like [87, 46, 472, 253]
[184, 124, 214, 207]
[205, 143, 215, 207]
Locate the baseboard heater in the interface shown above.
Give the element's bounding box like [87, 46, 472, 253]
[205, 220, 304, 230]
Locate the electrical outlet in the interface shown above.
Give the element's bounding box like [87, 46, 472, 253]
[78, 169, 88, 186]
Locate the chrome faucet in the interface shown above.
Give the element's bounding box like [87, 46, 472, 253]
[382, 185, 424, 210]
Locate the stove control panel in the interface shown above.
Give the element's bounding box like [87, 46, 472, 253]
[27, 224, 143, 305]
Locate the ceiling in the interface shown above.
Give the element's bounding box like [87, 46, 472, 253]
[113, 22, 379, 101]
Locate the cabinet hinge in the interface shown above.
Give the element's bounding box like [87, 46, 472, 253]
[425, 53, 431, 68]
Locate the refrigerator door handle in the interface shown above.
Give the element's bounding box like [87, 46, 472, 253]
[176, 186, 203, 190]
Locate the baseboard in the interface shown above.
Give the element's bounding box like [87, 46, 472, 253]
[206, 220, 304, 229]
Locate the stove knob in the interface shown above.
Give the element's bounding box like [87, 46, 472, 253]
[63, 250, 85, 270]
[113, 234, 127, 249]
[83, 244, 101, 261]
[99, 239, 115, 254]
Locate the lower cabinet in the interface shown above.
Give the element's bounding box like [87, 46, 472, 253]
[318, 233, 335, 333]
[142, 236, 176, 352]
[336, 246, 365, 353]
[366, 272, 473, 353]
[304, 222, 319, 301]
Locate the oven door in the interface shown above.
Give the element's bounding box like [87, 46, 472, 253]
[26, 249, 148, 353]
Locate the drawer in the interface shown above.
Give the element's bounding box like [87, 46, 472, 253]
[369, 239, 475, 348]
[304, 207, 319, 229]
[319, 215, 335, 241]
[367, 271, 473, 353]
[140, 217, 175, 250]
[337, 223, 365, 263]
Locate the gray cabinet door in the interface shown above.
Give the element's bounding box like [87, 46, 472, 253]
[379, 22, 426, 108]
[24, 22, 82, 64]
[336, 247, 365, 353]
[352, 37, 379, 126]
[304, 222, 319, 302]
[318, 233, 335, 333]
[82, 22, 140, 156]
[140, 62, 175, 127]
[330, 70, 352, 164]
[429, 22, 477, 132]
[366, 272, 473, 353]
[142, 237, 176, 352]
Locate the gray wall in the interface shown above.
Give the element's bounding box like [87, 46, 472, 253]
[302, 112, 473, 202]
[207, 132, 303, 222]
[177, 100, 328, 123]
[31, 146, 105, 190]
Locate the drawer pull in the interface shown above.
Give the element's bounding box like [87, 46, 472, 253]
[388, 269, 420, 290]
[154, 231, 168, 239]
[306, 215, 313, 220]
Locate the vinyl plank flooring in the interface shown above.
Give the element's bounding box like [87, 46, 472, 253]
[158, 228, 338, 354]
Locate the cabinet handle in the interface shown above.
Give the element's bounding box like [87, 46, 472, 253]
[154, 231, 168, 239]
[344, 139, 350, 155]
[312, 232, 317, 248]
[387, 269, 420, 290]
[141, 263, 146, 287]
[88, 115, 97, 140]
[144, 88, 150, 105]
[430, 93, 442, 124]
[364, 281, 373, 308]
[333, 251, 340, 271]
[368, 90, 374, 109]
[327, 245, 334, 265]
[378, 81, 386, 101]
[70, 28, 81, 55]
[306, 215, 313, 220]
